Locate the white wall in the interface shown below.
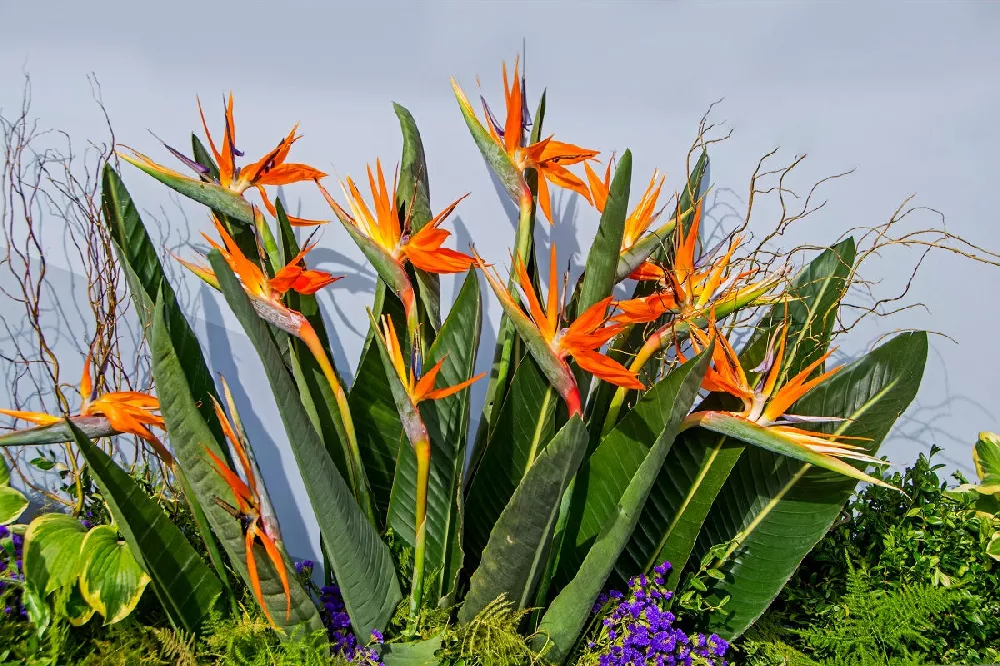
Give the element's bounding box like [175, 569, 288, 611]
[3, 1, 999, 562]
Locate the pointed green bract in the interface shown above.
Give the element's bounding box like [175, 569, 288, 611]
[696, 331, 928, 639]
[532, 350, 711, 664]
[461, 416, 587, 622]
[120, 154, 255, 225]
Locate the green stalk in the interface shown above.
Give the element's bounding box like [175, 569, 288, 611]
[475, 192, 535, 443]
[299, 320, 375, 524]
[410, 437, 431, 615]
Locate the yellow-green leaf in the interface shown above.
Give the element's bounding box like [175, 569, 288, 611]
[79, 525, 151, 624]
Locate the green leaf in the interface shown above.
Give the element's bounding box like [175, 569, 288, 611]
[466, 92, 547, 483]
[576, 150, 631, 317]
[531, 350, 711, 663]
[150, 296, 324, 637]
[570, 149, 631, 399]
[119, 154, 255, 224]
[101, 165, 227, 454]
[351, 280, 408, 525]
[274, 198, 369, 513]
[0, 452, 10, 485]
[617, 428, 743, 591]
[461, 416, 587, 622]
[0, 487, 28, 525]
[209, 251, 402, 636]
[23, 514, 86, 596]
[381, 636, 443, 666]
[464, 357, 557, 578]
[742, 237, 857, 382]
[387, 271, 482, 602]
[394, 103, 441, 331]
[696, 331, 928, 639]
[555, 367, 727, 589]
[58, 583, 96, 627]
[987, 532, 1000, 561]
[974, 431, 1000, 486]
[78, 525, 151, 624]
[67, 421, 222, 632]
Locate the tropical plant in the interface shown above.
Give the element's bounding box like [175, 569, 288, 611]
[0, 56, 934, 664]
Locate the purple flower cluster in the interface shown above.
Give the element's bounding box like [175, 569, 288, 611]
[319, 583, 384, 665]
[0, 524, 27, 620]
[588, 561, 729, 666]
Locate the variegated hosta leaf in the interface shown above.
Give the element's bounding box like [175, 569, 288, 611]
[79, 525, 151, 625]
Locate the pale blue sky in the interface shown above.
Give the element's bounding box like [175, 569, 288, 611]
[3, 1, 999, 560]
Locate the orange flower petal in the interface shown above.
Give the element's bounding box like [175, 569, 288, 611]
[0, 408, 62, 427]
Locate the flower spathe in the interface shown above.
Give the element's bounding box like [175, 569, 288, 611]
[474, 243, 644, 416]
[0, 349, 171, 466]
[374, 313, 484, 613]
[451, 57, 599, 224]
[204, 394, 289, 629]
[119, 93, 327, 226]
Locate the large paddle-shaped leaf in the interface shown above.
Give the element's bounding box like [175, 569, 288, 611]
[553, 366, 711, 590]
[461, 416, 587, 622]
[466, 95, 547, 477]
[394, 103, 441, 332]
[150, 297, 323, 638]
[694, 331, 928, 639]
[67, 422, 221, 632]
[615, 238, 858, 589]
[532, 350, 710, 664]
[386, 270, 482, 603]
[463, 356, 557, 578]
[101, 165, 225, 447]
[101, 164, 233, 590]
[273, 199, 372, 518]
[209, 251, 402, 637]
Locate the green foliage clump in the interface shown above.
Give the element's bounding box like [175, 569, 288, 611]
[436, 596, 542, 666]
[741, 448, 1000, 665]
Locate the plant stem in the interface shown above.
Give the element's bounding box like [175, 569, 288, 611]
[299, 321, 375, 524]
[410, 437, 431, 615]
